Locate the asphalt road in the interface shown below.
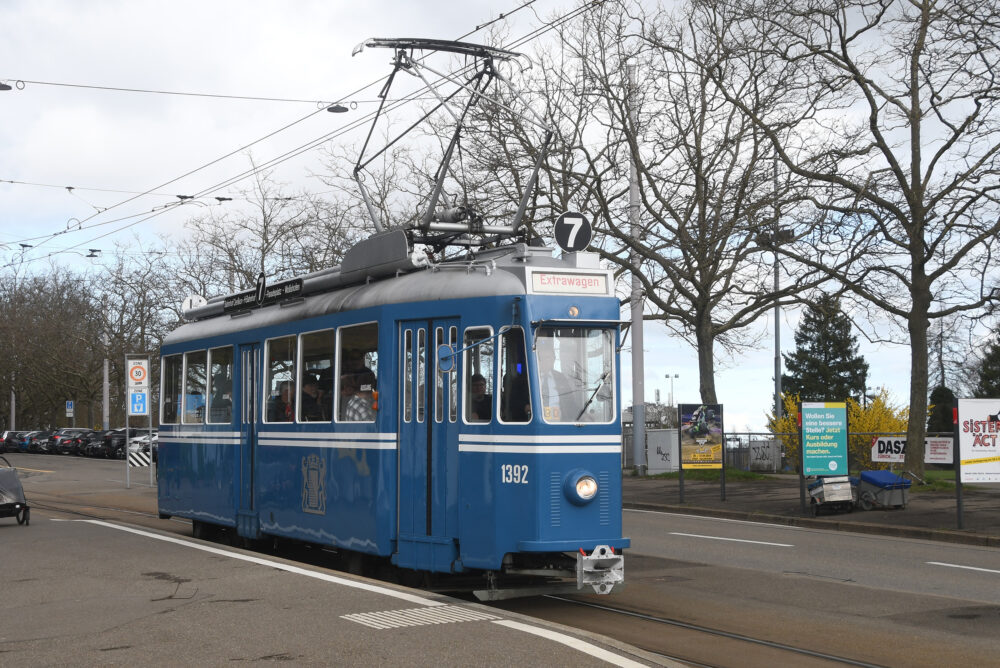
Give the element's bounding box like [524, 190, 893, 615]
[0, 453, 661, 668]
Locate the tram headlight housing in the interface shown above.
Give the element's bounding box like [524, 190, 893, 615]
[564, 470, 599, 506]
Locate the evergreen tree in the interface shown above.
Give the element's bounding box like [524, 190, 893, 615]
[927, 385, 956, 434]
[973, 337, 1000, 398]
[782, 294, 869, 402]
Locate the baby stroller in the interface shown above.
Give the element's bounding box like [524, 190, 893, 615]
[0, 456, 30, 525]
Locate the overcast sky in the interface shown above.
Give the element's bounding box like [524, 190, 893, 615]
[0, 0, 916, 432]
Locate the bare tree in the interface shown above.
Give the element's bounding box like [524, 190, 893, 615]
[181, 158, 358, 295]
[532, 1, 826, 403]
[706, 0, 1000, 474]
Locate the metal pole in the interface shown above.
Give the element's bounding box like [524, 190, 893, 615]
[102, 332, 110, 431]
[627, 62, 646, 474]
[125, 355, 130, 489]
[9, 383, 14, 431]
[773, 155, 783, 421]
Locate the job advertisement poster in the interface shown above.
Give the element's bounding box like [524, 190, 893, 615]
[679, 403, 724, 470]
[801, 402, 848, 476]
[957, 398, 1000, 483]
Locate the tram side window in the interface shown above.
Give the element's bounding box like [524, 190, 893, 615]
[207, 346, 233, 424]
[161, 355, 182, 424]
[183, 350, 207, 424]
[338, 323, 378, 422]
[265, 335, 296, 423]
[300, 329, 335, 422]
[500, 327, 531, 423]
[464, 327, 494, 423]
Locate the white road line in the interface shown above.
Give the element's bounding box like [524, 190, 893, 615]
[78, 520, 443, 606]
[669, 532, 794, 547]
[626, 508, 800, 531]
[927, 561, 1000, 575]
[78, 520, 656, 666]
[491, 620, 654, 668]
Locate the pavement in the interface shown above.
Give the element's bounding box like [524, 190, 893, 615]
[622, 473, 1000, 547]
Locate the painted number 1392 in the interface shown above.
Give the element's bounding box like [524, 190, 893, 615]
[500, 464, 528, 484]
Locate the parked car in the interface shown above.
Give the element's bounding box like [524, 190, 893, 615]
[49, 428, 92, 455]
[129, 432, 158, 461]
[0, 431, 26, 453]
[81, 430, 113, 457]
[28, 431, 55, 453]
[13, 431, 38, 453]
[104, 428, 141, 459]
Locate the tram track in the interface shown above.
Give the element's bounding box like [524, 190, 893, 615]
[26, 492, 880, 667]
[535, 595, 886, 668]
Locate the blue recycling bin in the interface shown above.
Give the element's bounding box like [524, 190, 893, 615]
[857, 470, 911, 510]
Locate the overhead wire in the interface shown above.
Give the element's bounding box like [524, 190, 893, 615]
[4, 0, 598, 268]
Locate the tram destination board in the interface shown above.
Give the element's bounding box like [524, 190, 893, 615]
[223, 278, 303, 313]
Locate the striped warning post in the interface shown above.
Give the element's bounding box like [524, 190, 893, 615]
[128, 451, 151, 468]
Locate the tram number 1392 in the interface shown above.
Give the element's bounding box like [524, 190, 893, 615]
[500, 464, 529, 484]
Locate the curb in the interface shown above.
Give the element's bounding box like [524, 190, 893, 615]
[624, 502, 1000, 548]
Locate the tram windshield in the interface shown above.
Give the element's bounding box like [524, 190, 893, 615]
[535, 327, 615, 423]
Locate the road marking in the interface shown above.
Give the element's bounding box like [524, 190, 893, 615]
[927, 561, 1000, 575]
[79, 520, 652, 666]
[492, 620, 653, 668]
[78, 520, 444, 606]
[669, 532, 793, 547]
[626, 508, 798, 531]
[6, 466, 54, 473]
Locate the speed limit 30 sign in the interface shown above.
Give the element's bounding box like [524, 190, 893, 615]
[128, 359, 149, 390]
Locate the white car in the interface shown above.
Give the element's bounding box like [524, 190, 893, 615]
[128, 432, 158, 454]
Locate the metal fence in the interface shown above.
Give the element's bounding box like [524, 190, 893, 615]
[622, 428, 957, 474]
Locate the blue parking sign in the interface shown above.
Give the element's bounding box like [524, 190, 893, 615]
[129, 391, 147, 416]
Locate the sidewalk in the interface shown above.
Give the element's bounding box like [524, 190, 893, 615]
[623, 474, 1000, 547]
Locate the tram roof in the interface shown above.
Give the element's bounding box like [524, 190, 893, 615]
[164, 237, 611, 347]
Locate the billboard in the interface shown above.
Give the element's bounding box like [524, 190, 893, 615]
[870, 436, 954, 464]
[801, 402, 848, 476]
[957, 398, 1000, 483]
[679, 403, 723, 469]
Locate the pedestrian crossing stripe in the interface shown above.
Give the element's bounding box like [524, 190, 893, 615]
[341, 605, 498, 629]
[128, 452, 151, 467]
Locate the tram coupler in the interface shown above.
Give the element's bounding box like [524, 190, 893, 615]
[576, 545, 624, 594]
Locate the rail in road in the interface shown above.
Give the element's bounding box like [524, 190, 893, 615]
[8, 453, 1000, 667]
[4, 454, 659, 668]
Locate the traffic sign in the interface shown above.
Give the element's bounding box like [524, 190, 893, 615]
[127, 359, 149, 391]
[129, 391, 148, 416]
[66, 400, 74, 417]
[553, 211, 593, 253]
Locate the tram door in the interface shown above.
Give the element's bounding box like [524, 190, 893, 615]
[237, 343, 259, 533]
[397, 319, 459, 570]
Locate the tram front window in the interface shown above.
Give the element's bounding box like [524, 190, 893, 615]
[535, 327, 615, 423]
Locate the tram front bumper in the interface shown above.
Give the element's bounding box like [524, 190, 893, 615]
[576, 544, 624, 594]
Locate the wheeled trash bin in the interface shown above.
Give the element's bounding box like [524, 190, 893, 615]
[857, 470, 910, 510]
[807, 475, 854, 515]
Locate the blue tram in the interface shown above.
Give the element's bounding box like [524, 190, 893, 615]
[157, 230, 628, 596]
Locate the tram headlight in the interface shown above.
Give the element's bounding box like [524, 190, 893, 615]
[564, 470, 599, 505]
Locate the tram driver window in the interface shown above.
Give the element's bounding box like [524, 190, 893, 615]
[207, 346, 233, 424]
[265, 335, 296, 423]
[183, 350, 207, 424]
[161, 355, 182, 424]
[338, 323, 379, 423]
[463, 327, 494, 423]
[500, 327, 531, 423]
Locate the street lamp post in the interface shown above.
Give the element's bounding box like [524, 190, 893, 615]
[665, 373, 678, 426]
[102, 331, 110, 431]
